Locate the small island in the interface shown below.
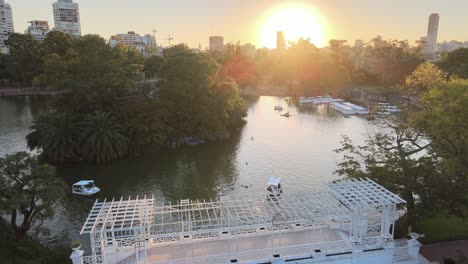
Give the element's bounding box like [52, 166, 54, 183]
[21, 34, 247, 163]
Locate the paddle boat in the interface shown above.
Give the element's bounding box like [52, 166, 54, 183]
[274, 105, 284, 111]
[266, 177, 283, 197]
[72, 180, 100, 196]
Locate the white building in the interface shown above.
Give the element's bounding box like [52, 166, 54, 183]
[53, 0, 81, 37]
[25, 20, 50, 42]
[422, 13, 439, 54]
[73, 179, 427, 264]
[0, 0, 14, 54]
[109, 31, 157, 57]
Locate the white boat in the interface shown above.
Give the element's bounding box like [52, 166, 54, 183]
[298, 96, 343, 105]
[342, 102, 369, 115]
[72, 180, 100, 196]
[329, 102, 356, 115]
[377, 104, 402, 113]
[266, 177, 283, 197]
[274, 105, 283, 111]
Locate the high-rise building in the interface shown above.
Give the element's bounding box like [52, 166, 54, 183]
[277, 31, 286, 49]
[25, 21, 50, 42]
[109, 31, 157, 57]
[423, 13, 439, 54]
[209, 36, 224, 52]
[0, 0, 14, 54]
[53, 0, 81, 37]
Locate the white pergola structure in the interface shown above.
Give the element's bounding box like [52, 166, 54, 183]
[79, 179, 410, 264]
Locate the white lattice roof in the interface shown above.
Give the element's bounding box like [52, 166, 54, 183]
[81, 178, 405, 235]
[327, 178, 406, 208]
[80, 195, 155, 234]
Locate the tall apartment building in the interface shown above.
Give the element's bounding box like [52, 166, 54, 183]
[109, 31, 157, 57]
[209, 36, 224, 52]
[0, 0, 14, 53]
[276, 31, 286, 49]
[53, 0, 81, 37]
[25, 20, 50, 42]
[423, 13, 439, 54]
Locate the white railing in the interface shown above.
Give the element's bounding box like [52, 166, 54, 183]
[148, 239, 353, 264]
[83, 255, 103, 264]
[362, 236, 385, 249]
[393, 245, 410, 262]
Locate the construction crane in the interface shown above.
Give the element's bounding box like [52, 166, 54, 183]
[163, 35, 174, 47]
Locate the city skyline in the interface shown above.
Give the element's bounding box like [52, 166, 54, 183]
[8, 0, 468, 48]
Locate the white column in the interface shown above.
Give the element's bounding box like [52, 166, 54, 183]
[70, 249, 84, 264]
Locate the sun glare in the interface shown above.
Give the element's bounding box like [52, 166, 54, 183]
[259, 4, 324, 48]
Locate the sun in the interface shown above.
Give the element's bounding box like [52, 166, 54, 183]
[259, 4, 324, 48]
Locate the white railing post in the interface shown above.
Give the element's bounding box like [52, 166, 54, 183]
[70, 249, 84, 264]
[407, 235, 421, 260]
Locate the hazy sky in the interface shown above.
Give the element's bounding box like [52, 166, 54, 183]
[9, 0, 468, 48]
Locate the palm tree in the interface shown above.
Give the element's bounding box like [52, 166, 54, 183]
[26, 112, 79, 162]
[79, 111, 129, 163]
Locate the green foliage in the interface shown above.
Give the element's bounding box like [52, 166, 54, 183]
[42, 31, 72, 57]
[334, 118, 434, 231]
[144, 55, 164, 79]
[160, 45, 247, 141]
[27, 113, 79, 162]
[27, 43, 247, 163]
[220, 55, 258, 88]
[0, 219, 69, 264]
[405, 62, 446, 94]
[0, 152, 64, 241]
[361, 40, 424, 86]
[411, 78, 468, 215]
[419, 211, 468, 243]
[4, 33, 43, 85]
[438, 48, 468, 79]
[79, 111, 129, 163]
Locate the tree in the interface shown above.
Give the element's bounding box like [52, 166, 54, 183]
[32, 53, 69, 89]
[79, 111, 129, 163]
[144, 55, 164, 79]
[4, 33, 43, 85]
[410, 78, 468, 216]
[159, 45, 247, 141]
[0, 152, 64, 240]
[405, 62, 446, 94]
[329, 39, 347, 64]
[357, 39, 423, 86]
[27, 113, 80, 163]
[219, 54, 257, 89]
[42, 31, 72, 57]
[335, 117, 433, 232]
[438, 48, 468, 79]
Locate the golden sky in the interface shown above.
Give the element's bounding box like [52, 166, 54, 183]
[11, 0, 468, 48]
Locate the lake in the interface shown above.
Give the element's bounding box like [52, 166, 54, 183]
[0, 95, 376, 248]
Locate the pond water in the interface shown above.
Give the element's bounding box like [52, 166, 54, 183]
[0, 96, 376, 248]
